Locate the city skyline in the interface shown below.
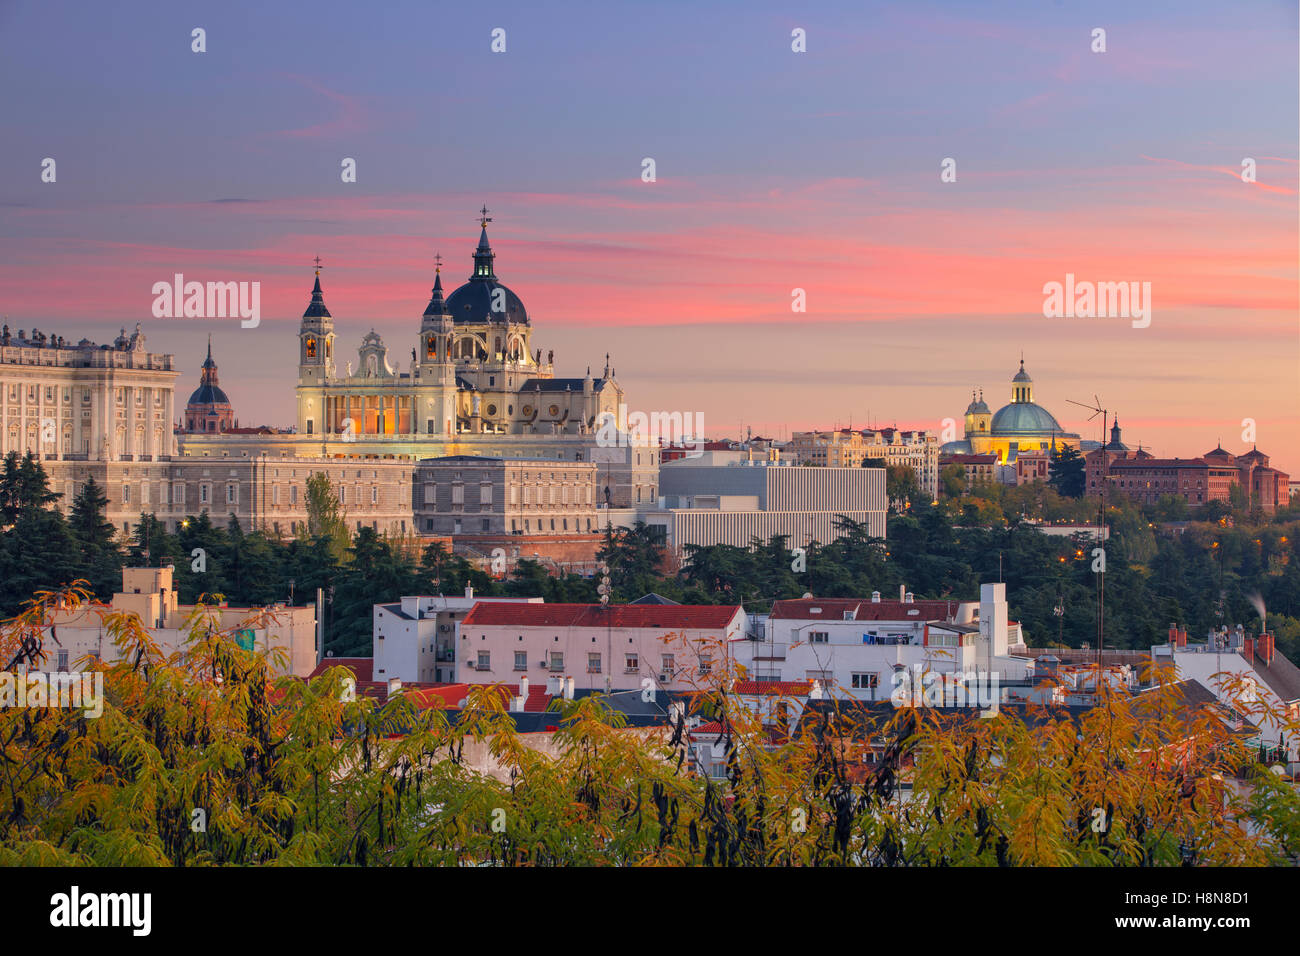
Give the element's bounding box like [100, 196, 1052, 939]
[1, 0, 1295, 469]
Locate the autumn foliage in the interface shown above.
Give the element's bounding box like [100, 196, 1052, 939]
[1, 584, 1298, 866]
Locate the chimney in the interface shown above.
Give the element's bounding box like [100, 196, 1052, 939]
[387, 677, 402, 698]
[513, 692, 526, 711]
[904, 592, 914, 604]
[809, 679, 824, 700]
[519, 676, 529, 699]
[1178, 628, 1188, 648]
[871, 591, 881, 603]
[1168, 623, 1178, 646]
[899, 584, 906, 602]
[465, 584, 474, 600]
[1261, 633, 1275, 666]
[565, 676, 575, 700]
[1243, 639, 1254, 665]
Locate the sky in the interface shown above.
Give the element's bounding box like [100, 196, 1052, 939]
[1, 0, 1296, 469]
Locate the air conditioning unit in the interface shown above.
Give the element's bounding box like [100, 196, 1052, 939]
[439, 624, 449, 632]
[657, 672, 670, 683]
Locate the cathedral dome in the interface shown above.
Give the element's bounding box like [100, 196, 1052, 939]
[444, 215, 530, 325]
[989, 402, 1064, 437]
[445, 279, 529, 325]
[188, 382, 230, 406]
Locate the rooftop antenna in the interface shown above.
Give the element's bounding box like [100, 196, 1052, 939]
[1066, 394, 1109, 680]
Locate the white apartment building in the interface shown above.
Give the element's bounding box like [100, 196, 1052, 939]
[39, 566, 318, 677]
[457, 602, 746, 693]
[733, 584, 1031, 701]
[373, 590, 544, 684]
[1156, 624, 1300, 767]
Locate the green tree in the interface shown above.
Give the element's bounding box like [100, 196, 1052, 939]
[1048, 445, 1086, 498]
[67, 476, 123, 599]
[940, 463, 966, 498]
[306, 472, 350, 565]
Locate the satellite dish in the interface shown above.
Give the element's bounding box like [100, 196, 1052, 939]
[1271, 765, 1286, 777]
[802, 592, 813, 600]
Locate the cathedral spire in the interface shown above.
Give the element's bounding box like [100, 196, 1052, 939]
[423, 254, 450, 318]
[303, 265, 331, 319]
[472, 206, 496, 279]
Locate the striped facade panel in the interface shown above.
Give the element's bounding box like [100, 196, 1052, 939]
[670, 510, 885, 555]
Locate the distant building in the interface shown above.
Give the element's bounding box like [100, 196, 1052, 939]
[786, 427, 939, 500]
[42, 566, 318, 677]
[617, 458, 886, 557]
[182, 337, 236, 434]
[415, 455, 598, 536]
[1086, 428, 1290, 512]
[940, 452, 998, 489]
[940, 359, 1081, 464]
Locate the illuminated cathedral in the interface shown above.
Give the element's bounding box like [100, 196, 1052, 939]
[293, 208, 624, 454]
[940, 359, 1081, 464]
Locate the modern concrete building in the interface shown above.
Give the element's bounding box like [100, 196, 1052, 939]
[617, 458, 886, 558]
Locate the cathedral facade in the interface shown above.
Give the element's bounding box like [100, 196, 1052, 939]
[183, 214, 629, 465]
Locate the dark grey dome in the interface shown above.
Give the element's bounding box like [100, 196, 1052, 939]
[188, 383, 230, 405]
[445, 278, 529, 325]
[442, 219, 529, 325]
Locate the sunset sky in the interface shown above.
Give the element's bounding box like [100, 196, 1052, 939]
[1, 1, 1296, 468]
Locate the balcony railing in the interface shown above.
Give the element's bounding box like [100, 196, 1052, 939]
[751, 642, 786, 661]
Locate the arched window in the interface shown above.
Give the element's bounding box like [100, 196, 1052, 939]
[306, 338, 317, 359]
[426, 336, 436, 359]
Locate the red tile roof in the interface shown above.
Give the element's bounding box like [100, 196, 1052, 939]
[770, 597, 964, 622]
[307, 657, 374, 682]
[461, 602, 743, 629]
[733, 680, 813, 696]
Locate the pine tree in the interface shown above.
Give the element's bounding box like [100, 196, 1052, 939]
[68, 476, 122, 599]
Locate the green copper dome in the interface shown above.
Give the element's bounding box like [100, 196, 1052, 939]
[990, 402, 1064, 437]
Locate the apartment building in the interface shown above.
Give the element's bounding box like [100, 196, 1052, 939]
[39, 566, 318, 677]
[457, 601, 746, 693]
[373, 590, 544, 683]
[733, 584, 1031, 701]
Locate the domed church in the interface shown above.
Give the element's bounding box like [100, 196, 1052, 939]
[184, 336, 236, 432]
[940, 359, 1081, 463]
[292, 208, 625, 452]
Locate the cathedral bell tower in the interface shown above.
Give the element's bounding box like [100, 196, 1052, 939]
[297, 261, 335, 437]
[417, 256, 457, 437]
